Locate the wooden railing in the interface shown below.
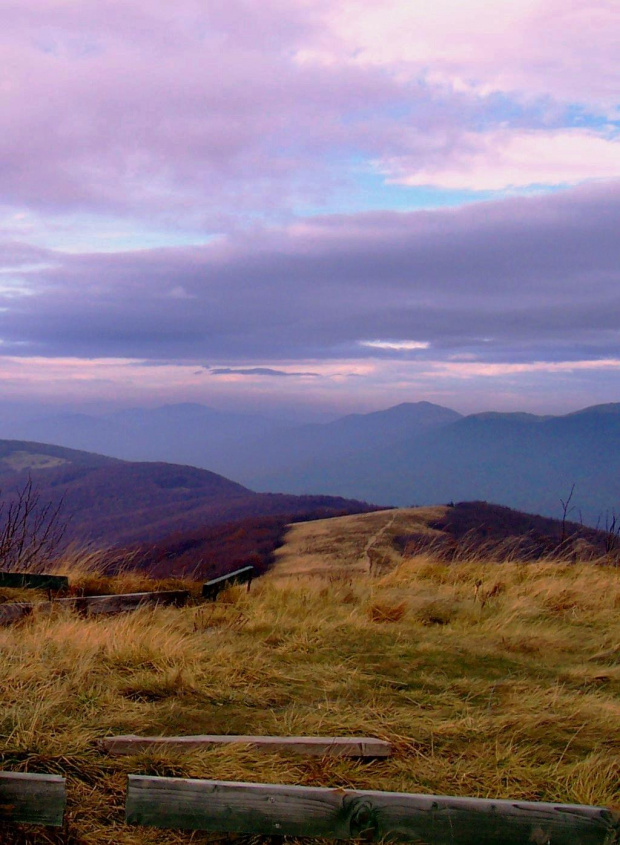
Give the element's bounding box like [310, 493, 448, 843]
[0, 565, 254, 626]
[0, 589, 189, 626]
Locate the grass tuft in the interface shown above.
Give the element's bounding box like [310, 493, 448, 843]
[367, 600, 407, 623]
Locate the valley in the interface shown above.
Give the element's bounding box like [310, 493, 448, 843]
[3, 400, 618, 525]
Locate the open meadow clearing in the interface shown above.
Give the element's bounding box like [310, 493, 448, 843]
[0, 510, 619, 842]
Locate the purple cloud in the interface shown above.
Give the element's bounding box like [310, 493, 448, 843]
[0, 0, 445, 220]
[0, 181, 618, 368]
[210, 367, 320, 377]
[0, 1, 618, 415]
[2, 0, 616, 227]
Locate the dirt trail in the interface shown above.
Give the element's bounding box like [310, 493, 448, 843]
[270, 506, 446, 579]
[362, 511, 398, 573]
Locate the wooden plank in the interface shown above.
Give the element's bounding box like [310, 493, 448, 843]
[0, 572, 69, 592]
[58, 589, 189, 616]
[126, 777, 620, 843]
[0, 590, 189, 626]
[202, 566, 254, 600]
[0, 771, 66, 827]
[102, 734, 391, 758]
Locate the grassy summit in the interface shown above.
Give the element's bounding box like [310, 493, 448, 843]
[0, 509, 619, 842]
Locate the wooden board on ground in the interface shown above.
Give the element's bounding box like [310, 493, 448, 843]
[0, 590, 189, 626]
[126, 777, 620, 843]
[65, 589, 189, 616]
[0, 572, 69, 591]
[102, 734, 391, 758]
[0, 771, 66, 827]
[202, 566, 254, 600]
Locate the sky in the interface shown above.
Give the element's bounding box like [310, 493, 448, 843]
[1, 0, 619, 421]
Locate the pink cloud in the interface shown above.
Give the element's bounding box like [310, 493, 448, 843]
[0, 0, 426, 220]
[5, 0, 616, 228]
[0, 0, 615, 249]
[314, 0, 620, 112]
[381, 128, 620, 190]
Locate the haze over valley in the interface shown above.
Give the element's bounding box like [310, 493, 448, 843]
[2, 398, 619, 526]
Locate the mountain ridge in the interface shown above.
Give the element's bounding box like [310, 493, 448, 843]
[0, 439, 376, 547]
[1, 400, 618, 525]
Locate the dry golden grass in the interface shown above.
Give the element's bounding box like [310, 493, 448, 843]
[1, 451, 69, 472]
[270, 507, 445, 578]
[1, 523, 620, 842]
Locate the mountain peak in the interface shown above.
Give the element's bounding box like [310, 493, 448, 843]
[339, 401, 462, 424]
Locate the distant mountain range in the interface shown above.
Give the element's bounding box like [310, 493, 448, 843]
[0, 403, 283, 474]
[1, 400, 619, 525]
[0, 440, 373, 547]
[245, 402, 620, 524]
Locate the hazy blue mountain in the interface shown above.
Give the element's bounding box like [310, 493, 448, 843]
[220, 401, 462, 482]
[0, 403, 286, 475]
[0, 400, 462, 485]
[1, 400, 618, 525]
[230, 401, 463, 489]
[0, 413, 129, 457]
[376, 406, 620, 521]
[247, 404, 620, 524]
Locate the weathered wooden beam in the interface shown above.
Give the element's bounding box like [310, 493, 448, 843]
[0, 572, 69, 592]
[202, 566, 254, 600]
[60, 589, 190, 616]
[102, 734, 391, 758]
[0, 771, 66, 827]
[0, 590, 189, 626]
[126, 777, 620, 843]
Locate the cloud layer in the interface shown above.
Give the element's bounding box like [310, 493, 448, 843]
[0, 1, 619, 414]
[1, 181, 619, 366]
[1, 0, 618, 226]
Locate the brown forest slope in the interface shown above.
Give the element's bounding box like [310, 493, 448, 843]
[0, 439, 376, 548]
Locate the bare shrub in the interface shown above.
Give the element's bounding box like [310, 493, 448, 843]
[0, 476, 67, 572]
